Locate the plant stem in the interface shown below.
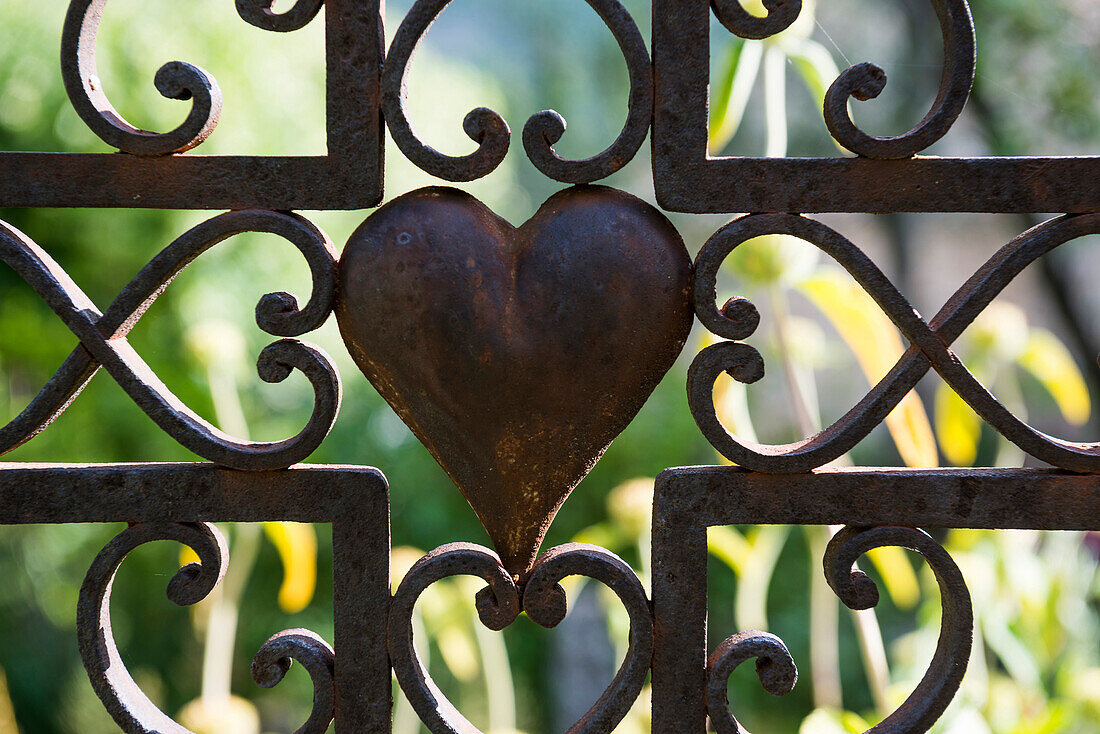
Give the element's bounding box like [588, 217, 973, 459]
[200, 523, 261, 705]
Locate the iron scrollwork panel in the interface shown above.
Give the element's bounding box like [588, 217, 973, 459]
[0, 0, 383, 210]
[0, 211, 341, 470]
[651, 0, 1099, 213]
[688, 212, 1100, 473]
[651, 467, 1099, 734]
[381, 0, 653, 184]
[0, 464, 392, 734]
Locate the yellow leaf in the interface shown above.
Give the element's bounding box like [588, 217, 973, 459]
[707, 526, 752, 575]
[799, 272, 938, 468]
[180, 545, 200, 567]
[263, 521, 316, 614]
[435, 624, 481, 682]
[935, 383, 981, 466]
[1017, 328, 1091, 426]
[865, 546, 920, 610]
[391, 546, 427, 594]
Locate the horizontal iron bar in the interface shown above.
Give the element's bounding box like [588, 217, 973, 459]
[656, 466, 1100, 529]
[0, 462, 387, 523]
[0, 154, 382, 210]
[654, 156, 1100, 213]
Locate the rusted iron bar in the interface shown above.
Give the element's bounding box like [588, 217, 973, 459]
[652, 0, 1097, 214]
[0, 462, 385, 523]
[0, 154, 380, 210]
[0, 0, 382, 211]
[653, 156, 1100, 214]
[651, 466, 1099, 734]
[1, 463, 392, 734]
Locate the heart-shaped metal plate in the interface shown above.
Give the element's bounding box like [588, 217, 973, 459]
[337, 185, 692, 575]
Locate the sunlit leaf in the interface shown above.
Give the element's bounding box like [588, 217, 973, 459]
[177, 694, 260, 734]
[707, 525, 752, 575]
[436, 624, 480, 682]
[709, 40, 763, 152]
[865, 546, 920, 610]
[799, 708, 872, 733]
[799, 272, 938, 467]
[391, 546, 427, 594]
[735, 525, 790, 630]
[180, 545, 201, 567]
[263, 521, 316, 614]
[607, 478, 654, 540]
[763, 45, 788, 157]
[1017, 328, 1091, 426]
[785, 39, 840, 111]
[935, 383, 982, 466]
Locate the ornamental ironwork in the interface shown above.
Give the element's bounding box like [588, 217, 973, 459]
[0, 0, 1096, 732]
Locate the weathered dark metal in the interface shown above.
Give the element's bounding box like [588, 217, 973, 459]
[1, 463, 391, 734]
[652, 0, 1097, 213]
[78, 522, 235, 734]
[0, 0, 382, 209]
[702, 526, 974, 734]
[689, 212, 1100, 472]
[821, 0, 976, 159]
[652, 467, 1096, 734]
[388, 541, 652, 734]
[0, 0, 1097, 732]
[336, 185, 693, 576]
[0, 210, 341, 470]
[382, 0, 652, 183]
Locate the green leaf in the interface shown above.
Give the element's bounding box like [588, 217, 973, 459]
[709, 39, 763, 152]
[1017, 328, 1091, 426]
[785, 38, 841, 113]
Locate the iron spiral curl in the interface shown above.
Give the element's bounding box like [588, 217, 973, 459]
[0, 210, 341, 470]
[823, 526, 973, 733]
[78, 524, 335, 734]
[235, 0, 325, 32]
[706, 527, 972, 734]
[61, 0, 223, 155]
[705, 630, 798, 734]
[77, 522, 229, 734]
[388, 542, 652, 734]
[711, 0, 803, 40]
[822, 0, 976, 158]
[251, 629, 336, 734]
[382, 0, 652, 183]
[688, 212, 1100, 472]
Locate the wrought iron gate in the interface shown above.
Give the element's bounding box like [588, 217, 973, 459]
[1, 0, 1097, 732]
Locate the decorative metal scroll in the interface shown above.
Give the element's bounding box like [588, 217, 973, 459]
[0, 210, 341, 470]
[688, 212, 1100, 473]
[78, 521, 336, 734]
[0, 0, 1096, 733]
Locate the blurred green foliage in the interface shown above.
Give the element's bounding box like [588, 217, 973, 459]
[0, 0, 1097, 732]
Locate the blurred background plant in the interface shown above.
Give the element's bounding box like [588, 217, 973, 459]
[0, 0, 1097, 732]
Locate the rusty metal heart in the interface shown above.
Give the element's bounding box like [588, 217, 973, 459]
[336, 185, 692, 576]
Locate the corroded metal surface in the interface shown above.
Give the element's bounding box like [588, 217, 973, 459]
[652, 0, 1097, 213]
[0, 211, 341, 470]
[337, 186, 693, 576]
[651, 467, 1093, 734]
[388, 542, 652, 734]
[382, 0, 652, 183]
[689, 213, 1100, 472]
[0, 0, 1097, 732]
[0, 0, 382, 209]
[2, 464, 391, 734]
